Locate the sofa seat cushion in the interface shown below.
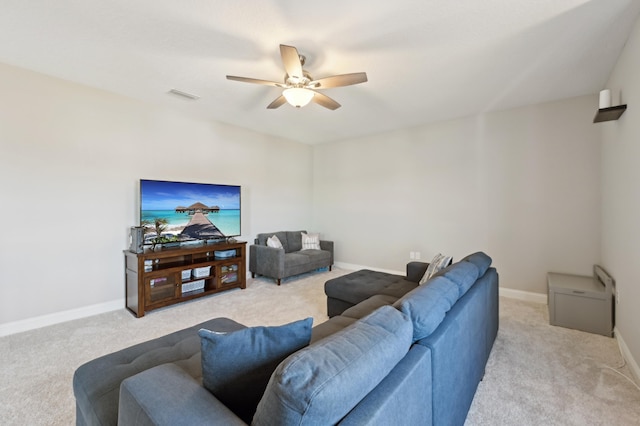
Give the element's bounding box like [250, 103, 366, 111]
[299, 248, 331, 263]
[393, 276, 459, 341]
[341, 294, 399, 319]
[198, 318, 313, 424]
[325, 270, 417, 307]
[73, 317, 245, 426]
[283, 252, 310, 268]
[310, 316, 358, 344]
[253, 306, 413, 426]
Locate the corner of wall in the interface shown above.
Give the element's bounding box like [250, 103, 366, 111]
[614, 326, 640, 384]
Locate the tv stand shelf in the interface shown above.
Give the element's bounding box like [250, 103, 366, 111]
[124, 241, 246, 317]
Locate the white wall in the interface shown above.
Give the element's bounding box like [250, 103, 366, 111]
[0, 62, 312, 329]
[313, 95, 601, 295]
[601, 15, 640, 378]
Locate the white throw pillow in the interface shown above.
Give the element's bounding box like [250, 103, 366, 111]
[419, 253, 452, 285]
[266, 235, 283, 249]
[301, 232, 321, 250]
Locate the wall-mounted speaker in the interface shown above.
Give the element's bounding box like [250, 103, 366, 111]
[129, 226, 144, 253]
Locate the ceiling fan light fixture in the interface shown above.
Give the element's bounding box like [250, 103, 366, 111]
[283, 87, 314, 108]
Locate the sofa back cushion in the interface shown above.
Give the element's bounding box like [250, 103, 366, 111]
[255, 231, 308, 253]
[393, 276, 459, 341]
[253, 306, 412, 426]
[256, 232, 289, 251]
[432, 261, 480, 298]
[285, 230, 306, 252]
[461, 251, 493, 276]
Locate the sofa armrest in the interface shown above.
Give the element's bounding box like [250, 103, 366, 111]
[249, 244, 285, 278]
[406, 261, 429, 283]
[320, 240, 334, 264]
[118, 364, 246, 426]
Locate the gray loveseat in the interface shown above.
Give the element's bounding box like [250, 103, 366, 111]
[73, 252, 498, 425]
[249, 230, 333, 285]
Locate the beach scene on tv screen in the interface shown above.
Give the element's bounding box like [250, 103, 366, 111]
[140, 180, 240, 243]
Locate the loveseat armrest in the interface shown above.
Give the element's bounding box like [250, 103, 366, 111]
[249, 244, 285, 278]
[118, 364, 246, 426]
[320, 240, 334, 264]
[406, 261, 429, 283]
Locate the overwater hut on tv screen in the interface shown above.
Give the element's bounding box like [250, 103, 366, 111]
[139, 179, 241, 244]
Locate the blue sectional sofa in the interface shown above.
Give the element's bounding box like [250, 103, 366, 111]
[320, 252, 499, 426]
[73, 252, 498, 425]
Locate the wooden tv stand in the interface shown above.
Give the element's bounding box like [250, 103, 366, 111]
[124, 241, 246, 317]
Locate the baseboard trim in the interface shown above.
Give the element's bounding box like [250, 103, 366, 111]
[614, 326, 640, 383]
[334, 262, 403, 276]
[499, 287, 548, 304]
[0, 299, 123, 337]
[336, 265, 551, 306]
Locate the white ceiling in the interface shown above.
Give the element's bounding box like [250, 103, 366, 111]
[1, 0, 639, 144]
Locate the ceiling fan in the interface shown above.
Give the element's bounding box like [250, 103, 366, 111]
[226, 44, 368, 110]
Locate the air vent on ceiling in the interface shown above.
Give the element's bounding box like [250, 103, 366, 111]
[167, 89, 200, 100]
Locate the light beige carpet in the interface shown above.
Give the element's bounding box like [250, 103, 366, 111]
[0, 268, 638, 425]
[466, 297, 640, 425]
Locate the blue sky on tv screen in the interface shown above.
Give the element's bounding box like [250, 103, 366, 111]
[141, 180, 240, 211]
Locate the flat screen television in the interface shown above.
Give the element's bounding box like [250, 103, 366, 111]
[140, 179, 241, 244]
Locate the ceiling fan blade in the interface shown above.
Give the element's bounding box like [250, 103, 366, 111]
[267, 95, 287, 109]
[311, 91, 341, 110]
[309, 72, 368, 89]
[280, 44, 304, 80]
[226, 75, 284, 87]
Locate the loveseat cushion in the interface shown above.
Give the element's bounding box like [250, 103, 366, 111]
[198, 318, 313, 424]
[299, 248, 331, 264]
[283, 252, 310, 269]
[286, 230, 305, 252]
[393, 276, 459, 341]
[253, 306, 413, 426]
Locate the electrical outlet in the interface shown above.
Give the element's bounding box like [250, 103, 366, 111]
[415, 252, 421, 260]
[410, 252, 415, 260]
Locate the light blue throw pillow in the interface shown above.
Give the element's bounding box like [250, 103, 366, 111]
[252, 306, 412, 426]
[198, 317, 312, 424]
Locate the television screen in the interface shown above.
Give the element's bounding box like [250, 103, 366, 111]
[140, 179, 241, 244]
